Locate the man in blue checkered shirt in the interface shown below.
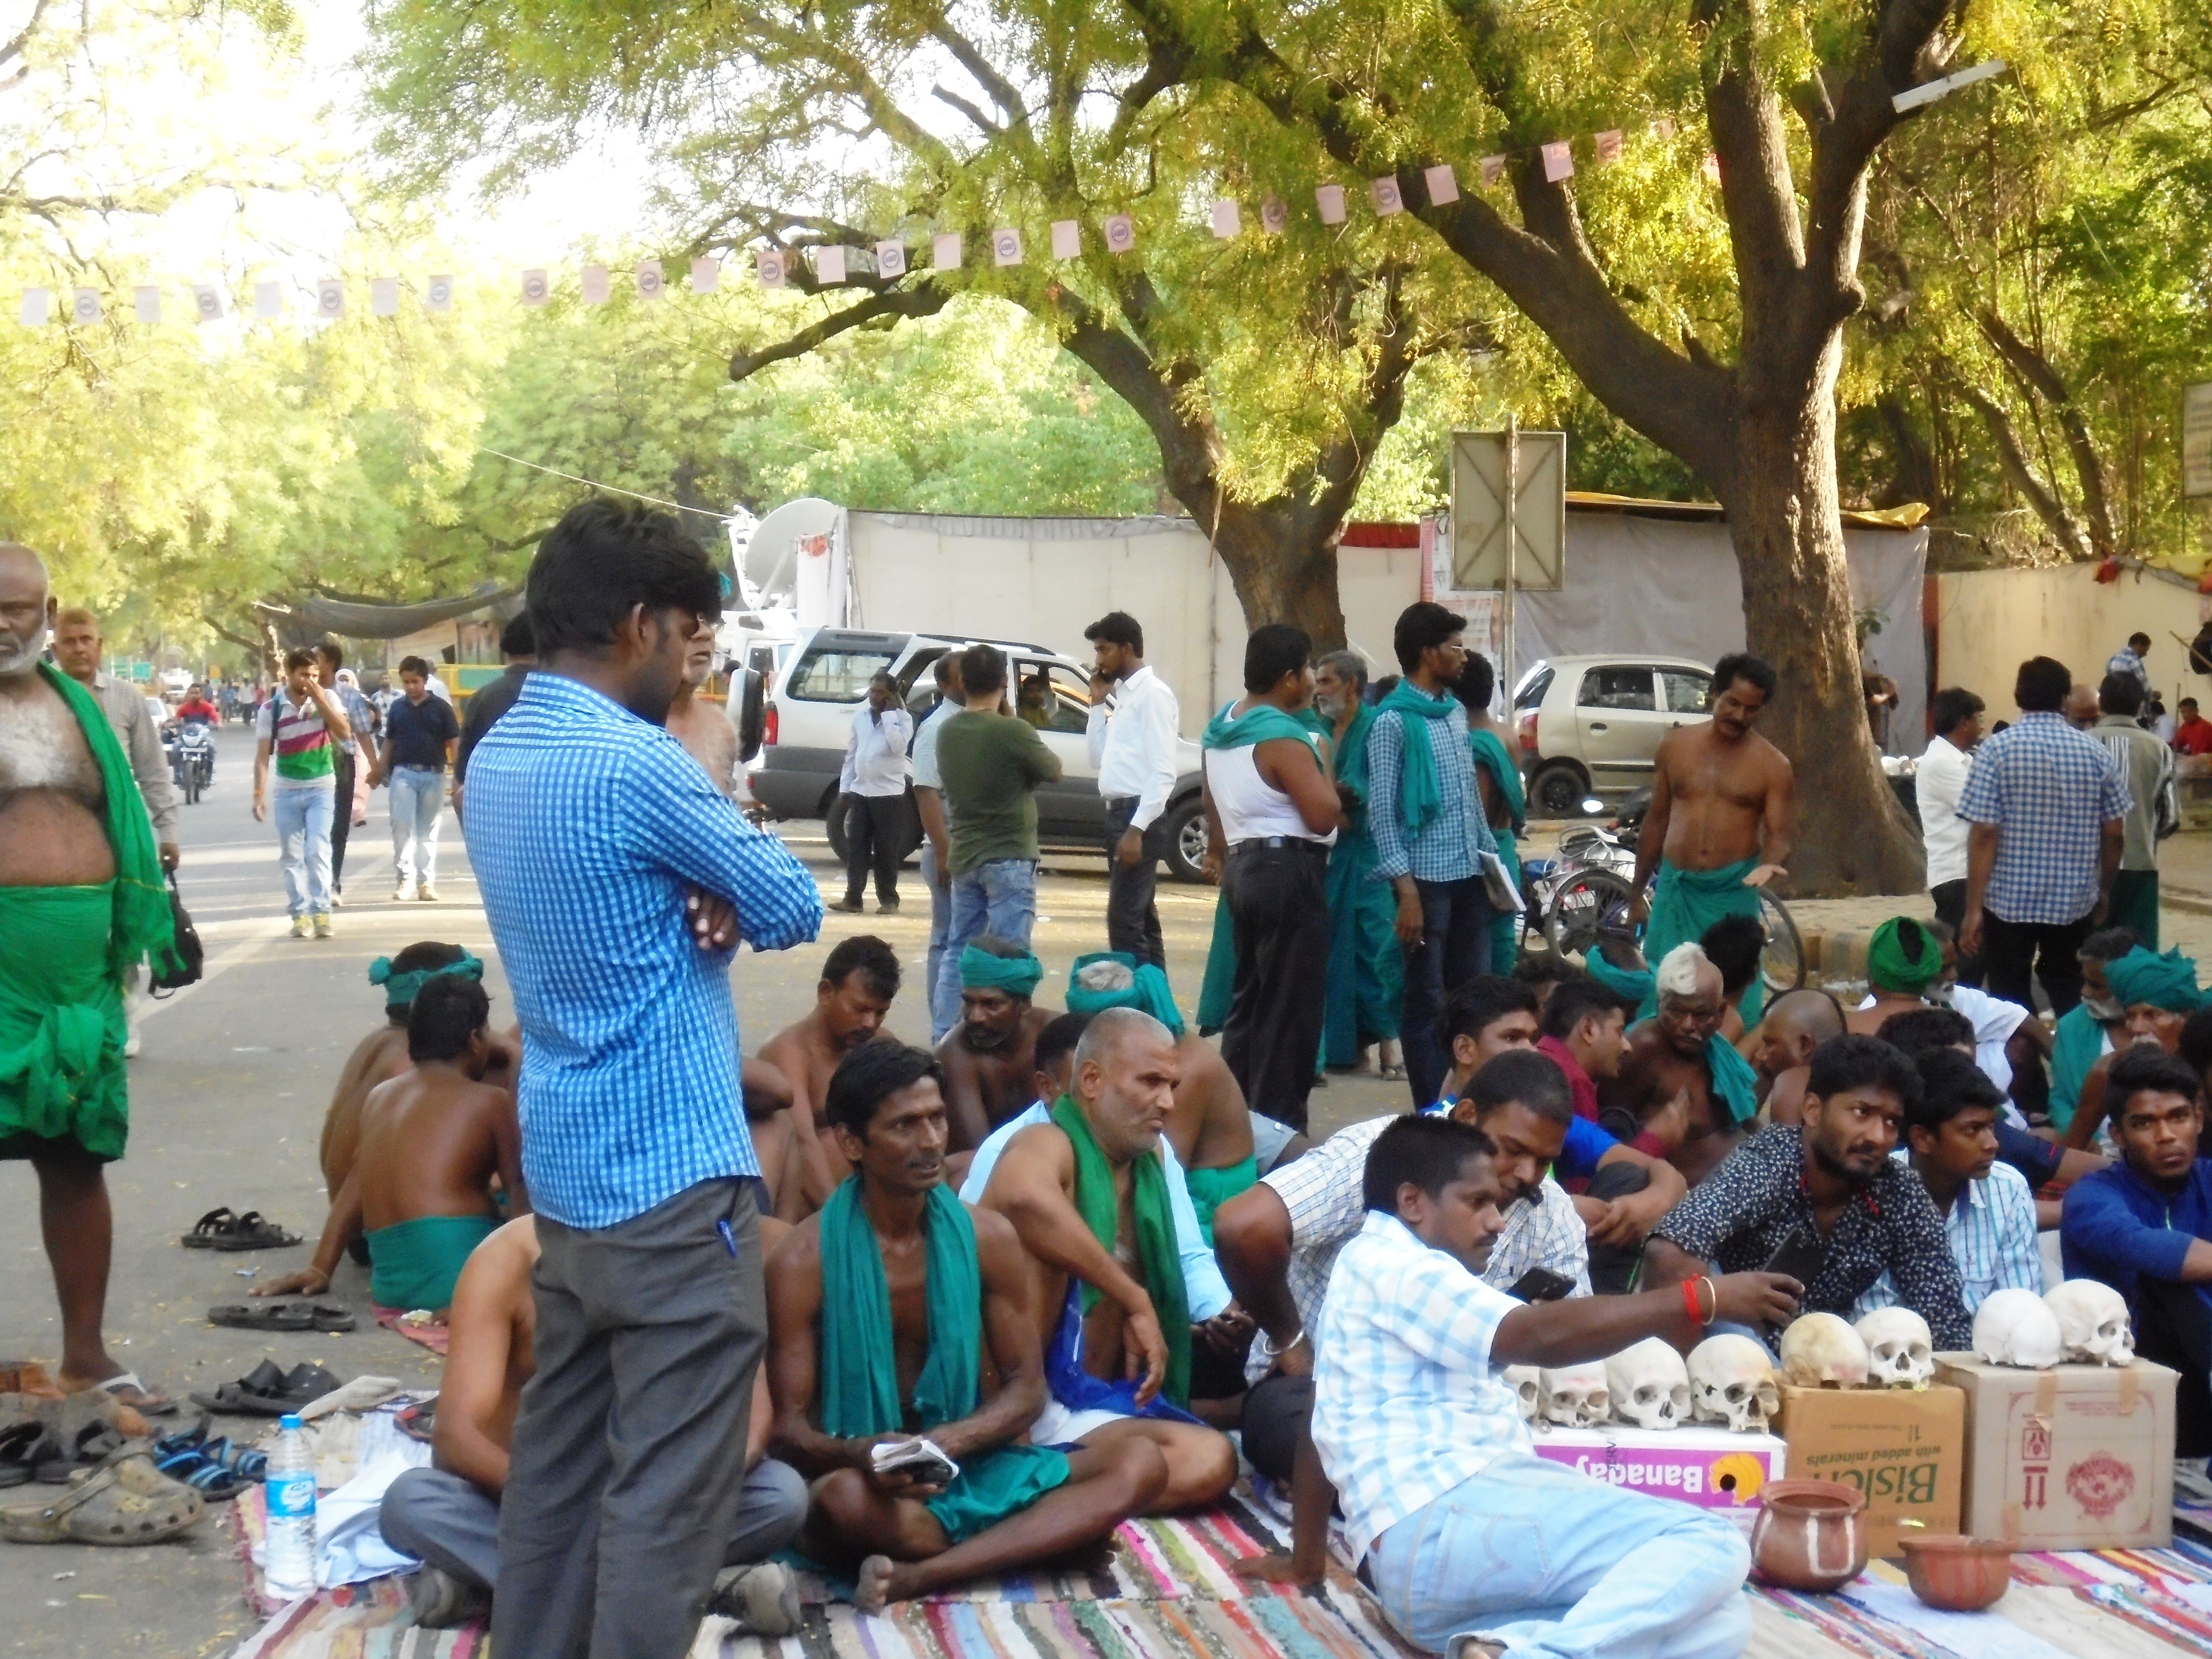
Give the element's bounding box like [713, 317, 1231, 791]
[465, 499, 823, 1658]
[1959, 655, 2128, 1017]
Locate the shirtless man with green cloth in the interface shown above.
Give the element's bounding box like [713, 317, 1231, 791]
[765, 1041, 1168, 1613]
[1629, 651, 1793, 1021]
[0, 543, 179, 1414]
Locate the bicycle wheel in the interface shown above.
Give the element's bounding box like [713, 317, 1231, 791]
[1543, 868, 1638, 959]
[1759, 890, 1806, 995]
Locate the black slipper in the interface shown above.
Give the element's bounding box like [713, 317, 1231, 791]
[180, 1208, 302, 1251]
[310, 1304, 357, 1333]
[207, 1303, 316, 1333]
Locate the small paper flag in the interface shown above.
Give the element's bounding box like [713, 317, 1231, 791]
[426, 274, 455, 311]
[992, 228, 1023, 267]
[580, 263, 611, 304]
[1316, 184, 1346, 224]
[636, 259, 664, 300]
[1049, 219, 1081, 258]
[194, 285, 223, 322]
[756, 250, 787, 289]
[1652, 117, 1677, 141]
[1424, 165, 1459, 206]
[1703, 153, 1723, 185]
[18, 287, 49, 327]
[1541, 141, 1575, 182]
[1260, 197, 1288, 235]
[875, 240, 908, 277]
[371, 278, 399, 316]
[521, 269, 551, 305]
[815, 246, 846, 285]
[934, 232, 963, 270]
[1480, 155, 1507, 187]
[690, 256, 720, 293]
[1211, 198, 1241, 238]
[1104, 215, 1136, 253]
[1595, 129, 1624, 165]
[134, 286, 161, 324]
[1371, 176, 1404, 216]
[316, 279, 344, 318]
[254, 280, 282, 319]
[72, 288, 100, 324]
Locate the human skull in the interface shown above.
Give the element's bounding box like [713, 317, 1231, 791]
[1537, 1361, 1610, 1428]
[1687, 1334, 1781, 1433]
[1504, 1365, 1545, 1428]
[2043, 1279, 2134, 1366]
[1973, 1288, 2064, 1369]
[1604, 1338, 1690, 1431]
[1853, 1307, 1935, 1389]
[1779, 1313, 1871, 1389]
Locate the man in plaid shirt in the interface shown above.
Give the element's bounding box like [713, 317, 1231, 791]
[1960, 655, 2129, 1016]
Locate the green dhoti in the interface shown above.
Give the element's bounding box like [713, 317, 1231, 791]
[366, 1213, 502, 1311]
[1183, 1155, 1259, 1246]
[1196, 895, 1237, 1036]
[0, 884, 128, 1161]
[1639, 856, 1765, 1021]
[1322, 837, 1402, 1068]
[924, 1447, 1076, 1544]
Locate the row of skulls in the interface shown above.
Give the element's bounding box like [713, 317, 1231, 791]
[1506, 1279, 2135, 1434]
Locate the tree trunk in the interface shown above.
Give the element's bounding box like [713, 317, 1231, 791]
[1726, 363, 1925, 896]
[1206, 500, 1349, 653]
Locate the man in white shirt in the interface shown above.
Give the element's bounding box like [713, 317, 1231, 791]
[1307, 1114, 1795, 1658]
[834, 671, 913, 916]
[1919, 685, 1984, 984]
[1084, 611, 1180, 968]
[913, 654, 962, 1039]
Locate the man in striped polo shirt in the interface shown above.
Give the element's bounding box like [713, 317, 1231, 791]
[253, 646, 354, 938]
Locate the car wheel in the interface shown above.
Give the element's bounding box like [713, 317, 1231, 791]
[825, 793, 850, 864]
[734, 668, 766, 763]
[1163, 796, 1210, 884]
[1529, 761, 1590, 818]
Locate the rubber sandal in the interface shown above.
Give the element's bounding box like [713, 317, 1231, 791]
[310, 1304, 357, 1333]
[34, 1426, 128, 1484]
[207, 1303, 317, 1333]
[395, 1401, 436, 1443]
[86, 1371, 174, 1418]
[152, 1441, 252, 1502]
[0, 1362, 62, 1399]
[0, 1419, 43, 1489]
[179, 1208, 302, 1251]
[188, 1359, 290, 1417]
[0, 1450, 203, 1544]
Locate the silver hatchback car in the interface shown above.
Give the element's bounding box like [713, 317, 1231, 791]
[1512, 653, 1714, 817]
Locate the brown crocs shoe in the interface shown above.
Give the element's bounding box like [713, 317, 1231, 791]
[0, 1449, 202, 1544]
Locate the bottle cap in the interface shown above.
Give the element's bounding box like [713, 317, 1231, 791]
[279, 1413, 303, 1430]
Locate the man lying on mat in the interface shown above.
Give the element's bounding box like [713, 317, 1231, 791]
[766, 1041, 1167, 1613]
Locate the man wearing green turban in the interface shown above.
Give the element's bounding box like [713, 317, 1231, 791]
[2061, 945, 2206, 1152]
[939, 939, 1051, 1152]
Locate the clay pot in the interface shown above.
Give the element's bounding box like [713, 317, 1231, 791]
[1899, 1534, 2014, 1611]
[1750, 1480, 1869, 1592]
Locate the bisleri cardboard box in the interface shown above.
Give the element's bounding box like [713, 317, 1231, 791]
[1531, 1425, 1785, 1534]
[1934, 1354, 2177, 1550]
[1775, 1383, 1964, 1556]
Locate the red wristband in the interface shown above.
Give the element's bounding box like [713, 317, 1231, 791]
[1680, 1277, 1703, 1324]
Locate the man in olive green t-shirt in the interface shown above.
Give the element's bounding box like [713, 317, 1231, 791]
[932, 644, 1061, 1023]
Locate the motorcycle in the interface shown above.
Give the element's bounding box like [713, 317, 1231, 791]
[171, 719, 215, 804]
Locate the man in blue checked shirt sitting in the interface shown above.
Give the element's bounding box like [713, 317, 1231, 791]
[1307, 1115, 1799, 1659]
[463, 498, 823, 1659]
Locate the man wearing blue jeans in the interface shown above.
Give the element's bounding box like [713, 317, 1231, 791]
[254, 647, 353, 939]
[933, 643, 1060, 1024]
[1369, 603, 1499, 1110]
[380, 654, 461, 902]
[913, 653, 962, 1039]
[1311, 1114, 1797, 1659]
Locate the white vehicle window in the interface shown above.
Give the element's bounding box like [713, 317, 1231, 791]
[1576, 666, 1655, 712]
[787, 647, 896, 703]
[1659, 670, 1712, 714]
[1014, 661, 1090, 735]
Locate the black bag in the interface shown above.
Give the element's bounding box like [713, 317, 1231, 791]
[148, 869, 204, 996]
[2189, 622, 2212, 678]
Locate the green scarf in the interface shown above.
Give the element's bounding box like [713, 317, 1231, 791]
[1376, 679, 1459, 843]
[1466, 724, 1526, 841]
[368, 949, 483, 1013]
[1707, 1035, 1761, 1128]
[1333, 704, 1376, 809]
[1200, 698, 1319, 751]
[1065, 951, 1186, 1038]
[2105, 945, 2207, 1014]
[817, 1178, 984, 1437]
[959, 945, 1042, 999]
[1867, 917, 1942, 994]
[2048, 1002, 2108, 1131]
[39, 664, 178, 981]
[1048, 1094, 1191, 1407]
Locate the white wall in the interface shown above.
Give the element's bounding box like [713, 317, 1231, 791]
[1934, 563, 2210, 719]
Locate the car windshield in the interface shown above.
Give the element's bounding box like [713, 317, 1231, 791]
[786, 645, 897, 703]
[1514, 666, 1554, 711]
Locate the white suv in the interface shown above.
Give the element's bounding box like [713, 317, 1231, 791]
[747, 627, 1212, 881]
[1512, 653, 1714, 817]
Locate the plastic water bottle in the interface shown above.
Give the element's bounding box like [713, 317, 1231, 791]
[263, 1414, 318, 1600]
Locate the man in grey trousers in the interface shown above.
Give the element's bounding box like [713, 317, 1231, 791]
[463, 498, 823, 1656]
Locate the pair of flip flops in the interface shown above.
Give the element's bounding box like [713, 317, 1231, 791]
[150, 1419, 265, 1501]
[180, 1207, 301, 1252]
[0, 1446, 203, 1545]
[207, 1301, 356, 1334]
[0, 1393, 142, 1489]
[188, 1360, 343, 1418]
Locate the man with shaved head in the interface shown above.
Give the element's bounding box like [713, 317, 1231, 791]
[0, 543, 179, 1413]
[1751, 988, 1848, 1125]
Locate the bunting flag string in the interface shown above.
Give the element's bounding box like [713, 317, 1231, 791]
[12, 65, 2007, 328]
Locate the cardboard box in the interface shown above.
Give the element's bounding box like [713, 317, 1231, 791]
[1776, 1383, 1963, 1556]
[1530, 1425, 1785, 1532]
[1934, 1354, 2177, 1551]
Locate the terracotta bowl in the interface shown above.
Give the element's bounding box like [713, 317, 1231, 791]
[1899, 1534, 2014, 1611]
[1750, 1480, 1869, 1592]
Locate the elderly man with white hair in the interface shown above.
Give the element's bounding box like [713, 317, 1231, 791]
[1599, 942, 1764, 1188]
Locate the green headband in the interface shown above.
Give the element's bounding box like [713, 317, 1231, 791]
[959, 944, 1043, 999]
[1866, 917, 1943, 994]
[369, 948, 484, 1010]
[1063, 951, 1187, 1039]
[2104, 946, 2207, 1015]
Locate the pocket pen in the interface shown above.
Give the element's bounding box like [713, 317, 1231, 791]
[717, 1218, 739, 1257]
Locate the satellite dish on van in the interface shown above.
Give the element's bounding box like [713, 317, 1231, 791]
[744, 498, 843, 610]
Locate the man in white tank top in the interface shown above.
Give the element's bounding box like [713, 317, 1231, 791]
[1198, 625, 1343, 1133]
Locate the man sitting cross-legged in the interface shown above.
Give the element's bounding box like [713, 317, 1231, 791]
[1599, 942, 1762, 1187]
[978, 1007, 1240, 1510]
[765, 1042, 1168, 1613]
[320, 943, 486, 1200]
[759, 935, 902, 1218]
[381, 1215, 811, 1631]
[937, 939, 1054, 1152]
[258, 975, 525, 1315]
[1310, 1115, 1797, 1657]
